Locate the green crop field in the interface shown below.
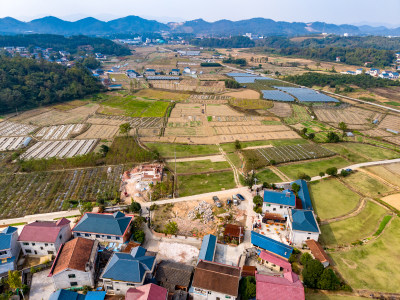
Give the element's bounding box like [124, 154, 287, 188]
[101, 95, 170, 117]
[309, 178, 360, 220]
[220, 139, 308, 153]
[330, 217, 400, 293]
[167, 159, 231, 174]
[320, 200, 388, 246]
[278, 156, 350, 180]
[342, 171, 394, 197]
[256, 168, 283, 183]
[145, 143, 220, 158]
[177, 171, 236, 197]
[284, 105, 312, 125]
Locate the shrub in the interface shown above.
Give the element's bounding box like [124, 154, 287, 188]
[298, 172, 311, 181]
[302, 259, 324, 288]
[164, 221, 178, 235]
[319, 172, 325, 177]
[288, 254, 296, 263]
[300, 252, 313, 265]
[130, 201, 141, 213]
[239, 276, 256, 300]
[253, 195, 263, 206]
[317, 268, 341, 290]
[326, 167, 338, 176]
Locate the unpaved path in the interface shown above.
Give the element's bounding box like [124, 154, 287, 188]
[269, 166, 291, 182]
[165, 155, 226, 163]
[217, 144, 241, 187]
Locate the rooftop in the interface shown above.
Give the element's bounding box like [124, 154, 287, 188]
[258, 250, 292, 271]
[198, 234, 217, 262]
[0, 226, 17, 251]
[155, 261, 193, 292]
[224, 224, 244, 238]
[101, 246, 155, 283]
[18, 218, 70, 243]
[73, 212, 132, 236]
[49, 237, 96, 276]
[251, 231, 293, 260]
[305, 239, 330, 265]
[192, 260, 240, 297]
[256, 272, 305, 300]
[263, 189, 296, 207]
[291, 180, 313, 210]
[290, 210, 319, 233]
[126, 284, 168, 300]
[49, 290, 106, 300]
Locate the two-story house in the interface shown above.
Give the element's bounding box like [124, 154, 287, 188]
[0, 227, 20, 274]
[262, 189, 296, 218]
[48, 237, 99, 289]
[287, 209, 320, 246]
[100, 246, 156, 295]
[72, 212, 133, 244]
[18, 218, 72, 256]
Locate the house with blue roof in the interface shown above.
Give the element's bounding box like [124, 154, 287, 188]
[262, 189, 296, 218]
[198, 234, 217, 262]
[72, 212, 133, 244]
[170, 69, 180, 76]
[287, 209, 320, 246]
[251, 231, 293, 260]
[100, 246, 156, 295]
[49, 289, 106, 300]
[291, 180, 313, 211]
[0, 226, 20, 274]
[126, 70, 140, 78]
[144, 69, 156, 76]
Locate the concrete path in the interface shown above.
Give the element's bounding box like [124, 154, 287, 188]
[0, 209, 80, 226]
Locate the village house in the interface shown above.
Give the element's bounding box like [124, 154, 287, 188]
[255, 271, 305, 300]
[144, 69, 156, 76]
[369, 68, 380, 76]
[49, 290, 106, 300]
[18, 218, 71, 256]
[155, 261, 193, 297]
[72, 212, 133, 244]
[198, 234, 217, 262]
[355, 68, 363, 75]
[191, 260, 241, 300]
[48, 237, 99, 290]
[257, 250, 292, 273]
[262, 189, 296, 218]
[305, 239, 330, 267]
[223, 224, 244, 243]
[126, 284, 168, 300]
[126, 70, 140, 78]
[251, 231, 293, 260]
[100, 246, 156, 295]
[170, 69, 180, 76]
[0, 227, 20, 274]
[287, 209, 320, 246]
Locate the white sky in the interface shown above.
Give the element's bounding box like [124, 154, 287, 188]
[0, 0, 399, 27]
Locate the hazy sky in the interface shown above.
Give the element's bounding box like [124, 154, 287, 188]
[1, 0, 399, 27]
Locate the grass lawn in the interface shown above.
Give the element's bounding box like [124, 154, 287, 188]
[167, 160, 231, 174]
[365, 165, 400, 187]
[342, 171, 394, 197]
[101, 95, 170, 117]
[278, 156, 350, 180]
[330, 143, 400, 162]
[227, 153, 243, 169]
[256, 168, 283, 183]
[177, 171, 236, 197]
[306, 295, 368, 300]
[330, 217, 400, 293]
[134, 89, 190, 101]
[309, 178, 360, 220]
[145, 143, 220, 158]
[220, 139, 308, 153]
[320, 200, 388, 246]
[322, 144, 367, 163]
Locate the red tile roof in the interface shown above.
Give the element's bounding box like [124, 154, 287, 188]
[18, 218, 70, 243]
[126, 284, 167, 300]
[49, 237, 95, 276]
[256, 272, 304, 300]
[259, 250, 292, 271]
[305, 239, 330, 265]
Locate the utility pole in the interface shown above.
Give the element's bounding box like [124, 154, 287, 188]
[174, 146, 177, 198]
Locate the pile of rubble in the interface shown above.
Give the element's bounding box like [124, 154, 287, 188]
[187, 201, 214, 224]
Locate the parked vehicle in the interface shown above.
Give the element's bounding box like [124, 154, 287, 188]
[215, 200, 222, 208]
[212, 196, 220, 202]
[236, 194, 245, 201]
[226, 198, 232, 205]
[233, 199, 239, 206]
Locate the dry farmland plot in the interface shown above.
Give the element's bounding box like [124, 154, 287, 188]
[21, 139, 97, 160]
[243, 144, 334, 169]
[0, 165, 124, 219]
[0, 121, 37, 137]
[198, 74, 227, 80]
[228, 99, 273, 110]
[268, 102, 293, 118]
[189, 94, 230, 104]
[213, 124, 290, 135]
[88, 115, 164, 129]
[314, 106, 382, 126]
[0, 137, 30, 151]
[284, 105, 312, 125]
[206, 104, 242, 116]
[223, 89, 261, 99]
[77, 125, 119, 139]
[379, 114, 400, 132]
[35, 124, 86, 140]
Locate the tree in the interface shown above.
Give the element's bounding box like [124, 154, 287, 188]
[297, 172, 311, 181]
[6, 270, 22, 292]
[253, 195, 263, 206]
[319, 171, 325, 177]
[308, 132, 315, 140]
[288, 253, 296, 263]
[317, 268, 341, 290]
[326, 167, 338, 176]
[327, 132, 340, 143]
[301, 127, 308, 135]
[262, 182, 271, 189]
[133, 229, 145, 243]
[338, 122, 348, 136]
[119, 123, 132, 136]
[234, 140, 242, 150]
[239, 276, 256, 300]
[130, 201, 141, 213]
[291, 182, 300, 194]
[164, 221, 178, 235]
[300, 252, 313, 265]
[99, 145, 109, 157]
[302, 259, 324, 288]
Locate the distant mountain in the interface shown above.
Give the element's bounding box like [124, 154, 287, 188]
[0, 15, 398, 37]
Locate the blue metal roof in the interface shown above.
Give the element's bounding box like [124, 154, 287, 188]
[251, 231, 293, 259]
[85, 291, 106, 300]
[198, 234, 217, 262]
[49, 290, 105, 300]
[73, 213, 132, 236]
[291, 180, 313, 210]
[0, 227, 17, 251]
[263, 189, 296, 207]
[101, 247, 155, 283]
[291, 209, 319, 233]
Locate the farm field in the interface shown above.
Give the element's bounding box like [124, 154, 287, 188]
[77, 125, 119, 139]
[21, 139, 97, 160]
[256, 168, 283, 183]
[134, 89, 190, 101]
[0, 137, 30, 151]
[314, 106, 381, 127]
[167, 159, 231, 174]
[145, 142, 220, 158]
[88, 115, 164, 129]
[0, 165, 124, 219]
[223, 89, 260, 99]
[342, 171, 394, 197]
[0, 121, 37, 137]
[177, 171, 236, 197]
[365, 163, 400, 187]
[100, 95, 170, 117]
[221, 139, 309, 153]
[320, 200, 388, 246]
[226, 153, 243, 170]
[36, 124, 86, 140]
[268, 102, 293, 118]
[228, 99, 273, 110]
[325, 143, 400, 162]
[278, 156, 351, 179]
[330, 217, 400, 293]
[306, 295, 370, 300]
[309, 178, 360, 220]
[284, 105, 312, 125]
[243, 144, 334, 170]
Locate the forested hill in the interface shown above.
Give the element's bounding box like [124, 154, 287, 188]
[0, 56, 103, 114]
[0, 34, 131, 56]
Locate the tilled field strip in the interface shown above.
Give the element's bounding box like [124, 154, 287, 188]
[36, 124, 84, 140]
[0, 121, 37, 137]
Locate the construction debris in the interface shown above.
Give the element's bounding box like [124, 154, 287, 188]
[187, 201, 214, 224]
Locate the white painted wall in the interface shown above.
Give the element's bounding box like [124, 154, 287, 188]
[73, 232, 124, 244]
[52, 269, 94, 290]
[191, 287, 237, 300]
[262, 203, 293, 217]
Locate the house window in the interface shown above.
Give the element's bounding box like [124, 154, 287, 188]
[68, 274, 76, 278]
[59, 234, 62, 240]
[273, 208, 276, 211]
[32, 243, 35, 246]
[85, 234, 90, 237]
[0, 251, 7, 255]
[96, 235, 100, 238]
[280, 205, 283, 208]
[48, 251, 54, 255]
[116, 237, 120, 240]
[307, 237, 310, 240]
[40, 247, 43, 250]
[76, 233, 81, 237]
[70, 282, 78, 287]
[25, 250, 32, 254]
[23, 243, 29, 246]
[45, 243, 48, 247]
[107, 236, 111, 239]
